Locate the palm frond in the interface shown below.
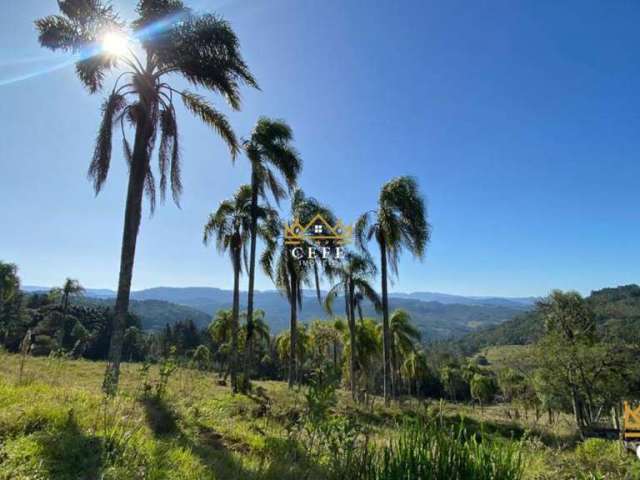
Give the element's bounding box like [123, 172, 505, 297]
[158, 106, 181, 204]
[181, 90, 238, 157]
[379, 176, 431, 259]
[354, 211, 375, 256]
[36, 1, 123, 92]
[144, 164, 157, 214]
[88, 92, 127, 194]
[156, 14, 258, 109]
[354, 278, 382, 312]
[323, 283, 343, 316]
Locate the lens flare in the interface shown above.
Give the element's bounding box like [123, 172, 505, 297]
[102, 32, 129, 56]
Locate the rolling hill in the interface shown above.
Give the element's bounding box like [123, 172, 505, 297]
[451, 284, 640, 354]
[25, 286, 531, 340]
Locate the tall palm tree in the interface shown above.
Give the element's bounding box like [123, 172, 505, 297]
[355, 177, 430, 404]
[388, 309, 421, 394]
[36, 0, 258, 394]
[262, 189, 334, 387]
[324, 252, 380, 401]
[243, 118, 302, 381]
[203, 185, 253, 392]
[50, 278, 85, 315]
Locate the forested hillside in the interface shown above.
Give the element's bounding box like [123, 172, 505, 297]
[452, 284, 640, 354]
[78, 297, 211, 331]
[25, 286, 529, 339]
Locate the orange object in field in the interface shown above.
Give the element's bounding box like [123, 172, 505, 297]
[623, 402, 640, 440]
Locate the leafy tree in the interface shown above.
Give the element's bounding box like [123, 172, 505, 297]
[191, 345, 212, 371]
[243, 118, 302, 382]
[534, 290, 639, 430]
[440, 365, 468, 401]
[308, 319, 341, 370]
[355, 177, 430, 404]
[470, 373, 497, 410]
[0, 261, 22, 346]
[36, 0, 257, 393]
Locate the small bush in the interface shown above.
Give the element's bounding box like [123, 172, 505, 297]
[572, 438, 636, 478]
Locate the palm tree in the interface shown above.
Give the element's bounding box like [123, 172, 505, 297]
[324, 252, 380, 401]
[275, 325, 309, 380]
[262, 190, 334, 387]
[241, 309, 270, 373]
[243, 118, 302, 381]
[345, 318, 382, 402]
[401, 349, 429, 396]
[387, 309, 421, 394]
[355, 177, 430, 404]
[203, 185, 253, 392]
[208, 309, 233, 377]
[50, 278, 85, 315]
[36, 0, 258, 394]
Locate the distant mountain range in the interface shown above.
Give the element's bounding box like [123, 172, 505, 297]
[23, 286, 533, 340]
[385, 292, 537, 307]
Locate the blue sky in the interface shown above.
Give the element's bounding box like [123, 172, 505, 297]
[1, 0, 640, 297]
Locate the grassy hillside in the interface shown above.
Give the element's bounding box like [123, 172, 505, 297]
[0, 353, 637, 479]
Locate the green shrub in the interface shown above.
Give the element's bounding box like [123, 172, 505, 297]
[572, 438, 635, 478]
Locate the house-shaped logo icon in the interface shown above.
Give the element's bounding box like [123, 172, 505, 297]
[284, 214, 352, 246]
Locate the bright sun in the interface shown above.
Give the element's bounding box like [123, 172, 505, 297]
[102, 32, 129, 56]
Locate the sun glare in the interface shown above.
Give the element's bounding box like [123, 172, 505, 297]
[102, 32, 129, 57]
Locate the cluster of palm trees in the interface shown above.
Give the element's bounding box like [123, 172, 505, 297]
[205, 153, 430, 404]
[35, 1, 430, 404]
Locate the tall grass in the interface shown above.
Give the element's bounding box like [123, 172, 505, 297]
[340, 421, 523, 480]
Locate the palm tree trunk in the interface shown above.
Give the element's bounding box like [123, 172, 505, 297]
[288, 269, 298, 388]
[243, 171, 259, 382]
[379, 236, 392, 406]
[390, 339, 397, 398]
[230, 240, 241, 393]
[348, 278, 357, 401]
[103, 122, 149, 395]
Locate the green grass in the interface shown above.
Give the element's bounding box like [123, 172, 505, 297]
[0, 352, 636, 479]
